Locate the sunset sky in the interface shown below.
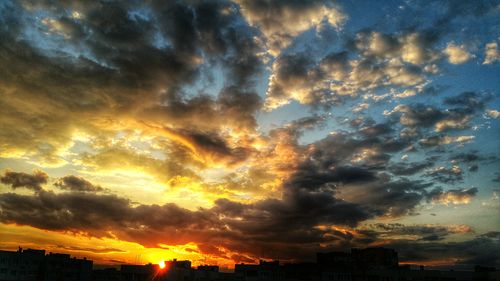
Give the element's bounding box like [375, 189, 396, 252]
[0, 0, 499, 269]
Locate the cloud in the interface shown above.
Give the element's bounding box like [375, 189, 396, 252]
[352, 103, 370, 113]
[485, 109, 500, 119]
[235, 0, 346, 55]
[355, 31, 439, 65]
[264, 52, 328, 109]
[159, 127, 253, 167]
[0, 170, 48, 191]
[264, 33, 436, 109]
[450, 152, 481, 163]
[419, 135, 475, 147]
[370, 223, 473, 241]
[78, 146, 200, 184]
[54, 175, 103, 192]
[0, 189, 214, 244]
[0, 0, 264, 166]
[385, 92, 491, 133]
[443, 43, 472, 64]
[56, 245, 126, 254]
[384, 232, 500, 267]
[0, 165, 440, 261]
[389, 160, 434, 176]
[358, 123, 393, 138]
[483, 41, 500, 64]
[0, 175, 369, 260]
[338, 176, 432, 217]
[443, 91, 489, 109]
[427, 188, 478, 205]
[426, 166, 463, 183]
[386, 104, 444, 128]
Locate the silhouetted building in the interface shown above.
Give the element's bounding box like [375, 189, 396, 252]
[91, 268, 120, 281]
[0, 248, 45, 281]
[0, 247, 92, 281]
[195, 266, 219, 281]
[3, 247, 499, 281]
[44, 253, 92, 281]
[235, 260, 282, 281]
[282, 263, 319, 281]
[167, 260, 191, 270]
[235, 263, 260, 281]
[120, 264, 161, 281]
[197, 266, 219, 272]
[351, 248, 398, 270]
[317, 252, 352, 271]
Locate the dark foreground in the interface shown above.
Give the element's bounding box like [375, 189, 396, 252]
[1, 247, 498, 281]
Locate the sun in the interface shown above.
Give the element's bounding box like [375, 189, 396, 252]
[158, 260, 166, 269]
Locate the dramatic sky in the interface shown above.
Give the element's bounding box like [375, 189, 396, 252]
[0, 0, 499, 269]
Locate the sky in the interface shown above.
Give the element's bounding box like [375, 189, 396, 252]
[0, 0, 499, 270]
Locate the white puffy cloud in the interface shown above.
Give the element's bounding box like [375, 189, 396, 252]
[483, 41, 500, 64]
[443, 43, 473, 64]
[485, 109, 500, 119]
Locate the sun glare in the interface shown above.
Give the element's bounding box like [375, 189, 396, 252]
[158, 260, 166, 269]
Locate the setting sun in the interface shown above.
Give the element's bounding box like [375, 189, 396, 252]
[158, 260, 166, 269]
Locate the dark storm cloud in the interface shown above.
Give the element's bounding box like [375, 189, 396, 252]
[387, 91, 493, 133]
[448, 151, 498, 173]
[0, 177, 368, 260]
[162, 127, 253, 166]
[443, 91, 491, 111]
[467, 164, 478, 172]
[54, 175, 103, 192]
[338, 176, 433, 217]
[0, 189, 216, 243]
[0, 168, 486, 262]
[450, 152, 481, 162]
[213, 188, 370, 243]
[0, 191, 130, 232]
[216, 86, 263, 129]
[384, 232, 500, 267]
[141, 87, 262, 132]
[390, 104, 445, 128]
[285, 163, 376, 191]
[0, 170, 48, 191]
[279, 114, 466, 218]
[150, 0, 264, 87]
[389, 159, 435, 176]
[359, 123, 394, 138]
[287, 115, 327, 132]
[280, 129, 433, 218]
[208, 190, 371, 261]
[426, 166, 464, 184]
